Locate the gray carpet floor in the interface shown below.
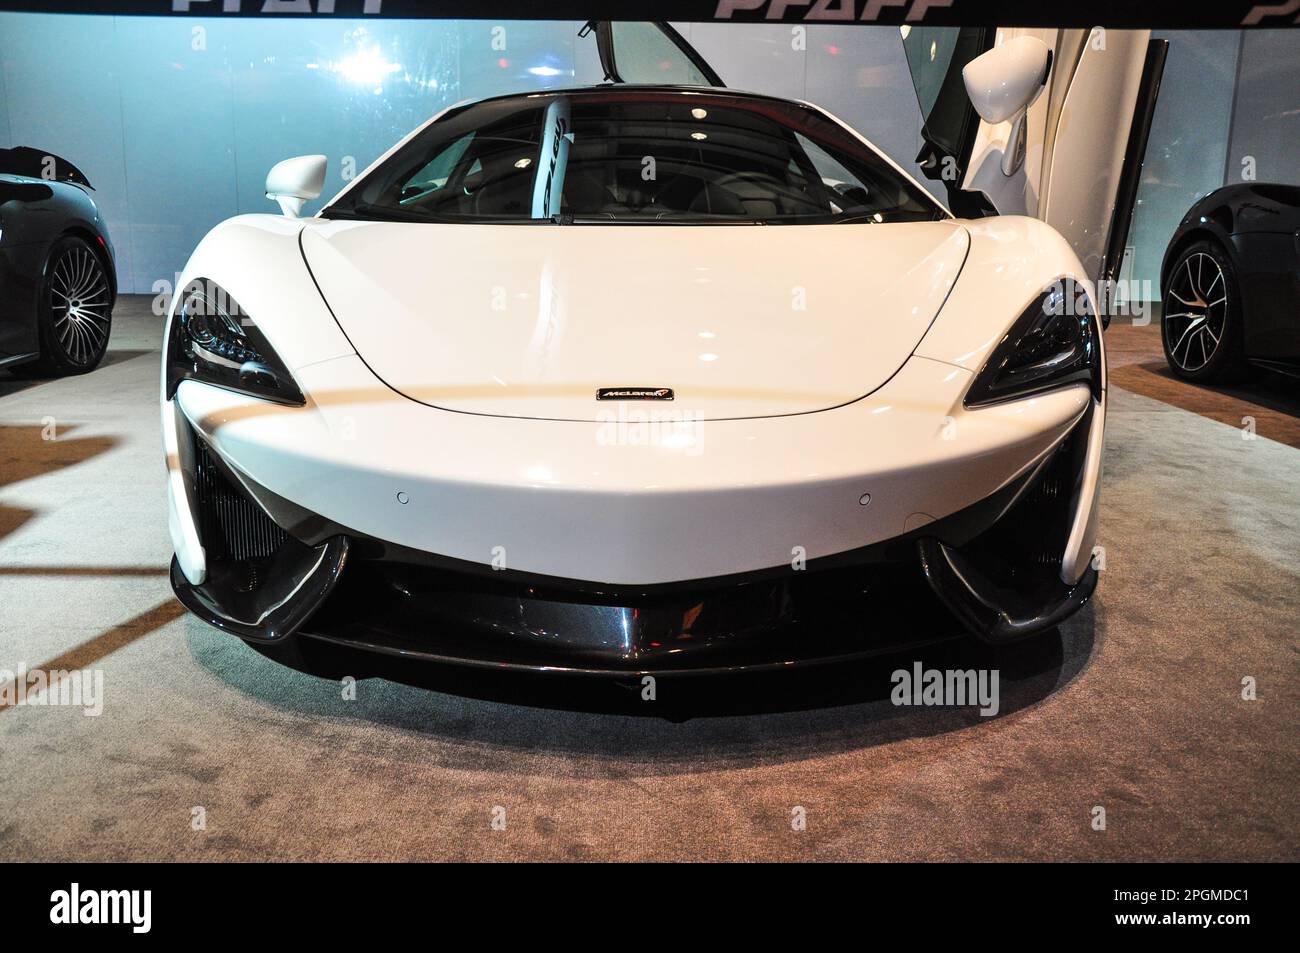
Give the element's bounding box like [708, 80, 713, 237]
[0, 297, 1296, 861]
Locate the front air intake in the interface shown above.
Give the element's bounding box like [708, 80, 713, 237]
[193, 438, 288, 562]
[170, 428, 349, 642]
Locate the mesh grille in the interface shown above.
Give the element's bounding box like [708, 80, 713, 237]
[956, 415, 1087, 584]
[193, 439, 288, 562]
[1018, 449, 1073, 567]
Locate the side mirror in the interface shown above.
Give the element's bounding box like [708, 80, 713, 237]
[962, 36, 1052, 176]
[265, 155, 327, 218]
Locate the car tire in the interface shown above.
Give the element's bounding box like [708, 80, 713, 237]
[1161, 240, 1251, 383]
[17, 235, 113, 377]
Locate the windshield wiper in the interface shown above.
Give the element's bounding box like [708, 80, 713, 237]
[320, 203, 434, 223]
[324, 203, 555, 225]
[832, 210, 888, 224]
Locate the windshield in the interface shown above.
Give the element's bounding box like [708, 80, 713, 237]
[324, 91, 944, 225]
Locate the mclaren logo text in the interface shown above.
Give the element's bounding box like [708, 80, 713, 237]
[596, 387, 675, 401]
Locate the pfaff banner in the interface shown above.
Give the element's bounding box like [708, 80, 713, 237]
[0, 1, 1296, 29]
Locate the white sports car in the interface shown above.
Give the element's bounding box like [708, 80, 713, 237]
[163, 25, 1139, 676]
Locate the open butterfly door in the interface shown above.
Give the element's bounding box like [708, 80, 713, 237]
[582, 22, 1166, 312]
[902, 27, 1168, 306]
[579, 21, 724, 87]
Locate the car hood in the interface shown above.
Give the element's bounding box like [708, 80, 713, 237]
[300, 218, 969, 421]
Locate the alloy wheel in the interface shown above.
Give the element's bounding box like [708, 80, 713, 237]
[1163, 251, 1227, 374]
[49, 244, 111, 366]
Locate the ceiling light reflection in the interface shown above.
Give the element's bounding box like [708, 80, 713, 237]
[337, 47, 402, 86]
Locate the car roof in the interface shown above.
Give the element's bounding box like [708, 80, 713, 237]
[454, 84, 820, 113]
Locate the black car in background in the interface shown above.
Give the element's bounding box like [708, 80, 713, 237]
[1161, 183, 1300, 383]
[0, 146, 116, 376]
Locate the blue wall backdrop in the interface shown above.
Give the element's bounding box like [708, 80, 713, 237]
[0, 15, 926, 294]
[1, 16, 1295, 297]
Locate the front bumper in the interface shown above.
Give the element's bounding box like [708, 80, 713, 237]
[167, 397, 1101, 675]
[166, 352, 1094, 586]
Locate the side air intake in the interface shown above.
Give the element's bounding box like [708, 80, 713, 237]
[193, 438, 288, 562]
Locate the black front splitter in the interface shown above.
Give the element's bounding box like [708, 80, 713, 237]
[289, 552, 969, 677]
[918, 538, 1099, 644]
[295, 628, 962, 678]
[169, 535, 349, 644]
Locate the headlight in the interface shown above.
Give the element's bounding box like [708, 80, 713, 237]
[964, 278, 1100, 408]
[165, 279, 305, 406]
